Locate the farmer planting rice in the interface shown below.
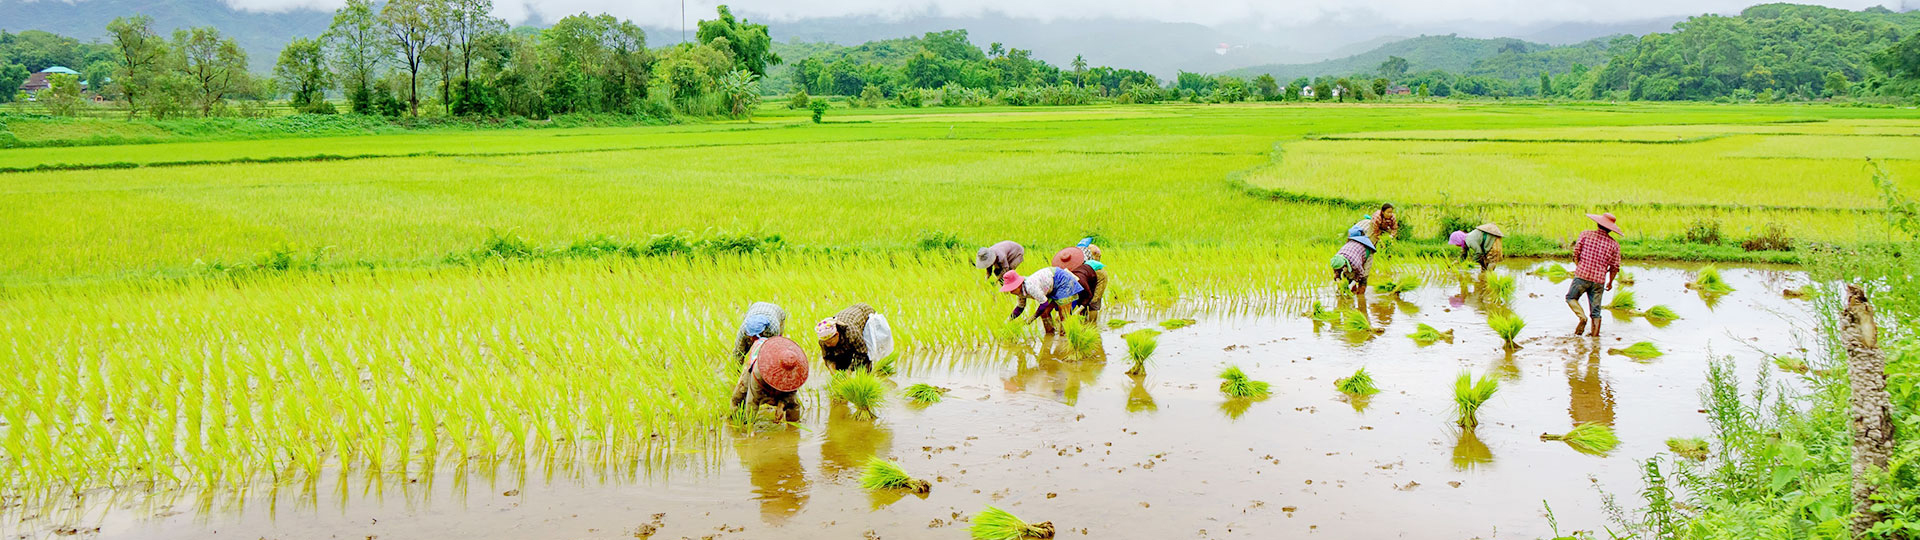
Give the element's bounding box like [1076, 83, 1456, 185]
[1566, 213, 1624, 337]
[974, 241, 1025, 283]
[1053, 246, 1105, 322]
[730, 336, 810, 423]
[1331, 235, 1377, 295]
[1003, 265, 1085, 335]
[1449, 223, 1506, 271]
[1348, 203, 1400, 245]
[1082, 242, 1110, 322]
[732, 302, 788, 362]
[818, 303, 889, 371]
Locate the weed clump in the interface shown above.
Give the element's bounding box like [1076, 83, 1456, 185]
[1218, 365, 1271, 398]
[861, 457, 932, 493]
[1123, 329, 1160, 376]
[1488, 313, 1526, 349]
[903, 383, 948, 404]
[1453, 371, 1499, 427]
[1609, 341, 1664, 359]
[830, 371, 886, 420]
[971, 506, 1055, 540]
[1335, 368, 1379, 396]
[1666, 437, 1709, 460]
[1739, 224, 1793, 252]
[1540, 423, 1620, 454]
[1687, 266, 1736, 294]
[1159, 318, 1197, 330]
[1406, 323, 1454, 344]
[1606, 289, 1637, 311]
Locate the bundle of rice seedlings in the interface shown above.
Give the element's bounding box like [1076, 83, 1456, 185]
[903, 383, 948, 404]
[1618, 271, 1637, 285]
[1483, 273, 1516, 302]
[873, 353, 898, 376]
[970, 506, 1055, 540]
[1540, 423, 1620, 454]
[1305, 301, 1340, 322]
[1530, 264, 1572, 280]
[1642, 305, 1680, 320]
[1105, 319, 1134, 329]
[1687, 266, 1735, 294]
[1061, 317, 1102, 356]
[830, 371, 886, 420]
[1374, 275, 1421, 294]
[1123, 329, 1159, 376]
[1608, 341, 1663, 360]
[1337, 309, 1381, 334]
[861, 457, 932, 493]
[1606, 289, 1637, 311]
[1488, 313, 1526, 349]
[1218, 365, 1271, 398]
[1406, 323, 1454, 344]
[1772, 356, 1809, 374]
[1666, 437, 1709, 460]
[1334, 368, 1379, 396]
[1452, 371, 1499, 427]
[992, 319, 1033, 343]
[1159, 318, 1196, 330]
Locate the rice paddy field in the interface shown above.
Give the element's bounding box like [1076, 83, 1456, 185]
[1, 102, 1916, 539]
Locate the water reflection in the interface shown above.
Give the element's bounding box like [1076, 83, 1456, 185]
[1450, 428, 1494, 470]
[1566, 342, 1616, 428]
[1125, 375, 1158, 414]
[1219, 396, 1267, 420]
[1491, 350, 1522, 381]
[820, 402, 892, 478]
[1002, 338, 1107, 405]
[733, 429, 808, 525]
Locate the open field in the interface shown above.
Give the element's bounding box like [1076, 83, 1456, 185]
[2, 102, 1917, 538]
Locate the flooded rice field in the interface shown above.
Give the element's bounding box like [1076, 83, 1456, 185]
[32, 263, 1813, 540]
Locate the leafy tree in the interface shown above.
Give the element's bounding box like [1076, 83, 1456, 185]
[808, 99, 828, 123]
[1873, 32, 1920, 80]
[325, 0, 389, 115]
[1253, 74, 1278, 100]
[1373, 77, 1389, 97]
[380, 0, 436, 116]
[41, 73, 84, 115]
[82, 61, 115, 99]
[697, 5, 780, 76]
[275, 37, 331, 108]
[787, 88, 810, 109]
[718, 69, 760, 119]
[1823, 71, 1849, 97]
[1312, 79, 1331, 101]
[107, 16, 170, 119]
[0, 64, 27, 103]
[1539, 72, 1551, 97]
[1379, 55, 1409, 79]
[174, 27, 248, 116]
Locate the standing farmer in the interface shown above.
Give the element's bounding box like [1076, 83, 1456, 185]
[817, 303, 885, 372]
[974, 241, 1025, 283]
[730, 336, 810, 423]
[1567, 213, 1623, 337]
[1003, 265, 1085, 335]
[733, 302, 789, 362]
[1449, 223, 1506, 272]
[1331, 235, 1377, 295]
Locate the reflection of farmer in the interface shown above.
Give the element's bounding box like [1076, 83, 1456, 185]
[818, 304, 880, 371]
[732, 302, 788, 362]
[1449, 223, 1505, 272]
[734, 429, 807, 525]
[729, 336, 810, 423]
[1567, 345, 1616, 427]
[820, 401, 893, 476]
[974, 241, 1025, 283]
[1003, 266, 1084, 335]
[1331, 235, 1377, 295]
[1566, 213, 1623, 337]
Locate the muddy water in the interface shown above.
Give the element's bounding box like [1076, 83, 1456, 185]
[47, 263, 1814, 540]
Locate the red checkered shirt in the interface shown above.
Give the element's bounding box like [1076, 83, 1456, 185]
[1571, 230, 1621, 284]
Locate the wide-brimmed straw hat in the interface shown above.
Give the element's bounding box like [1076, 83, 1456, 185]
[1474, 223, 1506, 238]
[753, 336, 809, 392]
[1585, 213, 1622, 234]
[1053, 248, 1085, 269]
[1351, 236, 1377, 252]
[999, 270, 1026, 293]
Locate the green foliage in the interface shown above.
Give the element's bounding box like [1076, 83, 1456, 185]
[696, 6, 779, 76]
[970, 506, 1053, 540]
[1596, 4, 1920, 101]
[1305, 301, 1341, 322]
[1643, 305, 1680, 320]
[1335, 367, 1379, 396]
[860, 456, 931, 493]
[1061, 317, 1102, 356]
[809, 99, 828, 123]
[1542, 423, 1620, 455]
[786, 88, 811, 110]
[1488, 312, 1526, 348]
[830, 371, 886, 420]
[903, 383, 947, 404]
[916, 230, 964, 251]
[1453, 371, 1500, 427]
[1218, 365, 1271, 398]
[1666, 437, 1709, 460]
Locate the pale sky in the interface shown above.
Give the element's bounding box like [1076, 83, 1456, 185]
[225, 0, 1906, 28]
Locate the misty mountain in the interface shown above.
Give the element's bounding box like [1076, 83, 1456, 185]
[1220, 34, 1614, 81]
[0, 0, 330, 71]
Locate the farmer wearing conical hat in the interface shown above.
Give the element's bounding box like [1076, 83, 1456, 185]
[1449, 223, 1506, 271]
[733, 302, 788, 362]
[731, 336, 810, 423]
[817, 303, 880, 372]
[1002, 264, 1085, 335]
[1567, 213, 1623, 337]
[1331, 234, 1377, 296]
[974, 241, 1025, 283]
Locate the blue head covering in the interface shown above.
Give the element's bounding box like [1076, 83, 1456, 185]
[743, 313, 774, 337]
[1077, 237, 1094, 248]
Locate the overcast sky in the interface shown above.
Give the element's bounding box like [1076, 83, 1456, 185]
[228, 0, 1907, 28]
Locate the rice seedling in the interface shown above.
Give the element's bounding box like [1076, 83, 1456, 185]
[1642, 305, 1680, 320]
[1123, 329, 1160, 376]
[1606, 289, 1637, 311]
[1608, 341, 1664, 360]
[1618, 271, 1637, 285]
[1305, 301, 1341, 323]
[971, 506, 1055, 540]
[1482, 273, 1516, 302]
[1667, 437, 1710, 460]
[1406, 323, 1454, 344]
[993, 319, 1035, 343]
[1488, 313, 1526, 349]
[860, 456, 931, 493]
[1529, 264, 1572, 281]
[1337, 309, 1381, 334]
[1105, 319, 1133, 329]
[1540, 423, 1620, 455]
[831, 372, 887, 420]
[1218, 365, 1272, 399]
[1452, 371, 1500, 427]
[873, 354, 898, 377]
[1687, 265, 1736, 294]
[903, 383, 948, 404]
[1334, 368, 1379, 396]
[1159, 318, 1197, 330]
[1374, 275, 1421, 294]
[1060, 317, 1103, 357]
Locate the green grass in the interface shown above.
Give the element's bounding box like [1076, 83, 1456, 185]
[903, 383, 948, 404]
[971, 505, 1055, 540]
[1335, 368, 1380, 396]
[1123, 329, 1160, 376]
[1689, 265, 1737, 294]
[831, 371, 888, 420]
[1610, 341, 1665, 359]
[860, 456, 931, 493]
[1407, 323, 1454, 344]
[1541, 423, 1620, 455]
[1488, 313, 1527, 349]
[1667, 437, 1710, 460]
[1606, 289, 1638, 311]
[1219, 365, 1272, 399]
[1453, 371, 1500, 427]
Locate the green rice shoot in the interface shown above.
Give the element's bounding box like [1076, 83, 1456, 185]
[861, 456, 932, 493]
[1123, 329, 1160, 376]
[1642, 305, 1680, 320]
[1374, 275, 1421, 294]
[1531, 264, 1571, 280]
[1407, 323, 1453, 343]
[1334, 368, 1380, 396]
[1337, 309, 1374, 333]
[1159, 318, 1197, 330]
[1610, 341, 1664, 359]
[1691, 265, 1736, 294]
[1606, 289, 1637, 311]
[1773, 356, 1810, 373]
[1618, 271, 1637, 285]
[1541, 423, 1620, 455]
[1061, 317, 1102, 356]
[831, 371, 887, 420]
[1453, 371, 1500, 427]
[1488, 313, 1526, 349]
[1306, 301, 1341, 322]
[1218, 365, 1272, 398]
[1483, 273, 1516, 302]
[1105, 319, 1134, 329]
[1667, 437, 1710, 460]
[970, 505, 1054, 540]
[903, 383, 948, 404]
[873, 353, 898, 376]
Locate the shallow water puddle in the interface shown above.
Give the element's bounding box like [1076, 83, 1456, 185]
[47, 263, 1813, 539]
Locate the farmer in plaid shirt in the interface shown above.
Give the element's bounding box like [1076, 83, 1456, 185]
[1566, 213, 1623, 337]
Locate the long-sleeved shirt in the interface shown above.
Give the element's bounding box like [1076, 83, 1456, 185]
[1571, 230, 1621, 284]
[975, 241, 1025, 271]
[821, 303, 876, 371]
[733, 302, 788, 361]
[1336, 240, 1373, 281]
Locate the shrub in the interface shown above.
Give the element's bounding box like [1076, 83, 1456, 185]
[1740, 224, 1794, 252]
[1434, 214, 1480, 242]
[809, 100, 829, 123]
[1682, 219, 1724, 245]
[786, 89, 811, 110]
[896, 88, 924, 107]
[917, 230, 964, 251]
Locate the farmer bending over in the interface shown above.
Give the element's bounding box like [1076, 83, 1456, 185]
[1347, 203, 1400, 245]
[1003, 265, 1085, 335]
[1567, 213, 1623, 337]
[974, 241, 1025, 283]
[733, 302, 788, 362]
[1449, 223, 1506, 272]
[1079, 241, 1110, 323]
[730, 336, 810, 423]
[1332, 235, 1377, 296]
[817, 303, 880, 371]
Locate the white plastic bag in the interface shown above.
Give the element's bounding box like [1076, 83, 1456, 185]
[864, 313, 894, 362]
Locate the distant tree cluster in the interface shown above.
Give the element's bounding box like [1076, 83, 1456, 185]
[778, 30, 1158, 105]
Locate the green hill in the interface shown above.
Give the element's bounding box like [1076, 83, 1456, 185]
[1221, 34, 1610, 81]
